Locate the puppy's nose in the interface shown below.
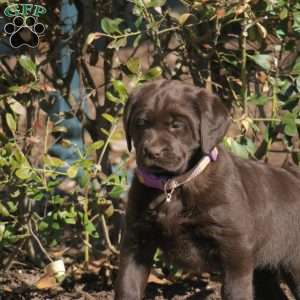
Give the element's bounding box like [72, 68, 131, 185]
[143, 145, 164, 159]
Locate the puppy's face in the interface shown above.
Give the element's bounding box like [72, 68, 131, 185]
[124, 80, 230, 175]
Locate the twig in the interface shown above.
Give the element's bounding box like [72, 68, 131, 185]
[241, 6, 249, 115]
[100, 214, 119, 255]
[28, 220, 53, 263]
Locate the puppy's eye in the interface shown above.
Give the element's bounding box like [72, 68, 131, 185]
[170, 120, 184, 130]
[135, 118, 149, 128]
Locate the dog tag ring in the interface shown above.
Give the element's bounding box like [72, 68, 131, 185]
[166, 190, 173, 202]
[164, 180, 176, 203]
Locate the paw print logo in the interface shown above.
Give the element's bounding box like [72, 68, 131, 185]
[4, 16, 45, 48]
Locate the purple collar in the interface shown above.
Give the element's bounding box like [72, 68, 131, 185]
[136, 147, 218, 192]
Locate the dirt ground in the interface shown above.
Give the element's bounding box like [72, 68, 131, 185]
[1, 265, 297, 300]
[0, 265, 223, 300]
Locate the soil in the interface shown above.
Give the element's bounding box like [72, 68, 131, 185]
[0, 264, 223, 300]
[1, 265, 297, 300]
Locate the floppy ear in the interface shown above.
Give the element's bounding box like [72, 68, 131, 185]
[197, 89, 230, 155]
[123, 93, 138, 152]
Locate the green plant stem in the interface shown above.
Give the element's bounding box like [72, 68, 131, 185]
[83, 195, 90, 263]
[100, 21, 205, 41]
[252, 118, 281, 122]
[94, 121, 119, 176]
[241, 16, 248, 115]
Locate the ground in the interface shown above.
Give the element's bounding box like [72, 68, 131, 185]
[0, 264, 223, 300]
[0, 265, 296, 300]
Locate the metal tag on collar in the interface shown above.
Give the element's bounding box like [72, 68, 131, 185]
[164, 180, 177, 203]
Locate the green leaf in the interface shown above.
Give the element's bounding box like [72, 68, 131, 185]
[7, 98, 26, 115]
[292, 57, 300, 75]
[0, 202, 10, 217]
[15, 167, 31, 180]
[178, 13, 192, 25]
[85, 220, 96, 234]
[109, 186, 124, 198]
[127, 57, 141, 74]
[106, 91, 120, 103]
[282, 112, 298, 136]
[5, 113, 16, 134]
[101, 17, 123, 35]
[19, 55, 37, 79]
[145, 0, 166, 8]
[108, 37, 127, 49]
[248, 95, 269, 106]
[279, 7, 288, 19]
[79, 170, 89, 188]
[52, 126, 68, 133]
[67, 165, 79, 178]
[100, 128, 109, 136]
[112, 80, 128, 98]
[133, 34, 142, 48]
[224, 137, 250, 159]
[44, 155, 65, 167]
[39, 221, 49, 231]
[102, 113, 115, 123]
[86, 141, 104, 155]
[51, 222, 60, 230]
[248, 54, 272, 71]
[65, 217, 76, 225]
[143, 66, 162, 80]
[104, 204, 114, 218]
[293, 11, 300, 32]
[0, 224, 5, 241]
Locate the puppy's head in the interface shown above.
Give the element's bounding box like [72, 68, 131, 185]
[124, 80, 230, 175]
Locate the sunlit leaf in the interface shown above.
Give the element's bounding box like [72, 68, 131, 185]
[15, 167, 31, 180]
[112, 80, 128, 98]
[44, 155, 65, 168]
[0, 202, 10, 217]
[248, 54, 272, 71]
[86, 141, 104, 155]
[292, 57, 300, 75]
[5, 113, 16, 133]
[102, 113, 115, 123]
[7, 98, 26, 115]
[19, 55, 37, 79]
[108, 37, 127, 49]
[101, 17, 123, 35]
[144, 0, 166, 8]
[127, 57, 141, 74]
[143, 66, 162, 80]
[67, 165, 78, 178]
[282, 112, 298, 136]
[178, 13, 192, 25]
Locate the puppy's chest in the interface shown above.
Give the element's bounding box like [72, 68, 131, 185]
[146, 196, 220, 272]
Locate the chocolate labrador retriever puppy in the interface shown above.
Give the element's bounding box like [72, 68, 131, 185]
[115, 79, 300, 300]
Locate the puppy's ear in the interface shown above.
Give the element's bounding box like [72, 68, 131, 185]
[197, 89, 230, 155]
[123, 94, 137, 152]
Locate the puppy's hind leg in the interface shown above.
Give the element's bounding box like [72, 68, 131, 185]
[253, 269, 288, 300]
[283, 264, 300, 300]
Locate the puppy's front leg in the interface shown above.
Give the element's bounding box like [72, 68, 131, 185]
[222, 254, 254, 300]
[115, 230, 156, 300]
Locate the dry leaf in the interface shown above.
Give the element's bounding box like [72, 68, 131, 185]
[148, 272, 171, 285]
[35, 273, 58, 289]
[216, 9, 225, 18]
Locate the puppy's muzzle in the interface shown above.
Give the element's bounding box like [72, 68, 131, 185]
[142, 144, 167, 160]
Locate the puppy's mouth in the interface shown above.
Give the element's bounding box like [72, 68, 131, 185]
[137, 157, 187, 176]
[141, 165, 175, 176]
